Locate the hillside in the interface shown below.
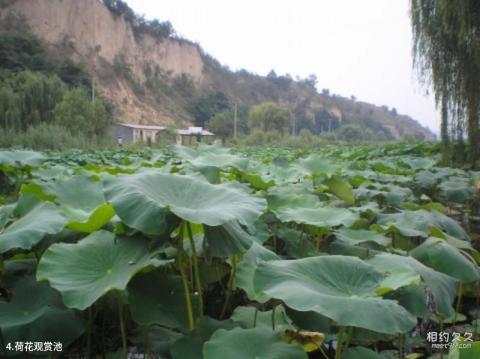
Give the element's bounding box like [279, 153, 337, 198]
[0, 0, 435, 140]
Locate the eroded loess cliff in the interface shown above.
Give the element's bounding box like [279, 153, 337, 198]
[2, 0, 204, 124]
[1, 0, 435, 140]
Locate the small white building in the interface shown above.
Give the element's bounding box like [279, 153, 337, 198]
[111, 123, 167, 144]
[175, 126, 215, 145]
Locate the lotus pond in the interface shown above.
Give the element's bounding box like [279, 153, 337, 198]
[0, 143, 479, 358]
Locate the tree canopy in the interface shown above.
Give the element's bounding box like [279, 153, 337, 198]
[410, 0, 480, 167]
[248, 102, 291, 134]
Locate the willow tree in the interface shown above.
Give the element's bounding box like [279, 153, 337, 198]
[410, 0, 480, 167]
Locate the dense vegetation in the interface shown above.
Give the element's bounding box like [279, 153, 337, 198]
[101, 0, 176, 40]
[411, 0, 480, 168]
[0, 143, 478, 358]
[0, 13, 112, 149]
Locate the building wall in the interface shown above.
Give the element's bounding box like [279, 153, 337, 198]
[110, 124, 134, 143]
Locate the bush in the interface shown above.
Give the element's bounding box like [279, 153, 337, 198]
[248, 102, 291, 134]
[0, 123, 114, 150]
[53, 88, 109, 137]
[241, 130, 266, 146]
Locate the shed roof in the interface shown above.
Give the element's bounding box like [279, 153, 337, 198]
[176, 126, 214, 136]
[116, 123, 167, 131]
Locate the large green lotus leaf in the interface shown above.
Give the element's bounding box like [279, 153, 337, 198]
[104, 171, 266, 235]
[342, 346, 387, 359]
[128, 270, 198, 332]
[238, 171, 275, 190]
[385, 284, 429, 318]
[64, 203, 116, 233]
[241, 240, 279, 264]
[170, 316, 237, 359]
[410, 238, 480, 283]
[173, 143, 231, 161]
[44, 175, 115, 233]
[0, 202, 66, 253]
[0, 202, 15, 229]
[355, 184, 413, 208]
[254, 256, 417, 334]
[402, 157, 436, 171]
[267, 190, 320, 213]
[188, 152, 249, 172]
[334, 228, 391, 247]
[448, 340, 480, 359]
[231, 306, 292, 330]
[369, 161, 396, 174]
[296, 155, 337, 177]
[274, 206, 358, 228]
[324, 176, 355, 204]
[439, 178, 473, 203]
[368, 253, 458, 318]
[377, 210, 468, 240]
[236, 258, 276, 304]
[376, 267, 421, 295]
[203, 327, 307, 359]
[130, 326, 183, 356]
[0, 150, 45, 168]
[19, 182, 56, 202]
[37, 230, 171, 310]
[204, 220, 254, 257]
[415, 170, 437, 190]
[32, 164, 72, 180]
[0, 277, 84, 348]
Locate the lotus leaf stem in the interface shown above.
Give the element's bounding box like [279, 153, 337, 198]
[398, 333, 405, 359]
[253, 307, 259, 328]
[177, 225, 195, 331]
[344, 326, 353, 350]
[454, 283, 463, 325]
[319, 346, 329, 359]
[87, 306, 92, 357]
[220, 256, 236, 319]
[186, 221, 204, 316]
[117, 292, 127, 358]
[334, 326, 346, 359]
[272, 222, 278, 253]
[144, 325, 150, 359]
[271, 305, 276, 330]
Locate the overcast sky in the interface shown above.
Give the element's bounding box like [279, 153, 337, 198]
[125, 0, 439, 133]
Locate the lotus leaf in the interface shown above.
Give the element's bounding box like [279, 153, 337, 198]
[410, 237, 480, 283]
[44, 175, 115, 233]
[104, 171, 266, 235]
[37, 230, 171, 309]
[170, 316, 237, 359]
[0, 277, 84, 348]
[128, 270, 198, 331]
[0, 202, 66, 253]
[368, 253, 458, 318]
[203, 327, 307, 359]
[254, 255, 417, 333]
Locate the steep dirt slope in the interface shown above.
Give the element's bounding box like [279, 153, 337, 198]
[1, 0, 435, 139]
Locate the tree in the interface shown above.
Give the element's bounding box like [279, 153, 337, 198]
[206, 106, 248, 141]
[266, 70, 277, 79]
[293, 100, 313, 133]
[410, 0, 480, 167]
[53, 88, 109, 137]
[0, 71, 65, 131]
[338, 124, 365, 142]
[313, 108, 339, 133]
[248, 102, 291, 134]
[188, 91, 230, 127]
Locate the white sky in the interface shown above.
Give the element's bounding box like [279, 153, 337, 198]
[125, 0, 439, 133]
